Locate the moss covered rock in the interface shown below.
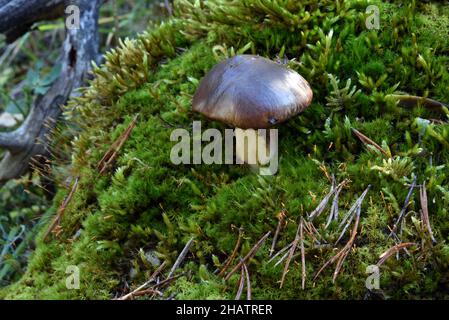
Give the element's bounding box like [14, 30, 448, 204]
[2, 0, 449, 299]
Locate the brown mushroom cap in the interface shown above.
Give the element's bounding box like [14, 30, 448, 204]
[192, 54, 313, 129]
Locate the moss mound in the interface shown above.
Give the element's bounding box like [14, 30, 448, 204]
[2, 0, 449, 299]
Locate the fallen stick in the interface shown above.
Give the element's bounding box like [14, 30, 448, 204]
[224, 231, 271, 281]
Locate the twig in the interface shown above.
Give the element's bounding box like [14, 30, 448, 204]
[152, 272, 187, 290]
[388, 177, 417, 238]
[224, 231, 271, 281]
[234, 267, 245, 300]
[43, 176, 79, 242]
[219, 228, 244, 277]
[268, 243, 293, 264]
[270, 211, 286, 257]
[351, 128, 388, 157]
[280, 221, 301, 288]
[338, 185, 371, 234]
[98, 114, 139, 175]
[164, 0, 172, 16]
[168, 237, 194, 278]
[419, 182, 436, 244]
[377, 243, 416, 266]
[308, 184, 337, 221]
[300, 218, 306, 290]
[118, 261, 167, 300]
[242, 262, 251, 300]
[274, 250, 291, 268]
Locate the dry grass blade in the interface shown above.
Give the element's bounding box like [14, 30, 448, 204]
[224, 231, 271, 281]
[242, 262, 251, 300]
[270, 210, 286, 257]
[234, 267, 245, 300]
[300, 218, 306, 290]
[98, 114, 139, 175]
[43, 176, 79, 242]
[219, 228, 244, 277]
[280, 221, 301, 288]
[388, 177, 417, 238]
[168, 237, 194, 278]
[351, 127, 388, 157]
[420, 182, 436, 244]
[377, 242, 416, 266]
[118, 261, 167, 300]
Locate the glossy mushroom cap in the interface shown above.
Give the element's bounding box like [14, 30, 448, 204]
[192, 54, 313, 129]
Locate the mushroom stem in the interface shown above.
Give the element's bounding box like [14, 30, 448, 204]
[235, 128, 278, 175]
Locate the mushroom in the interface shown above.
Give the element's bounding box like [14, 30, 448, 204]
[192, 54, 313, 174]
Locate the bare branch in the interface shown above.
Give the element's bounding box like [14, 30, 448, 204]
[0, 0, 102, 184]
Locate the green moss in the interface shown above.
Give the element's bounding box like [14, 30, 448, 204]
[2, 0, 449, 299]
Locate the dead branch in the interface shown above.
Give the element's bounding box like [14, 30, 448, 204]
[0, 0, 103, 184]
[0, 0, 65, 43]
